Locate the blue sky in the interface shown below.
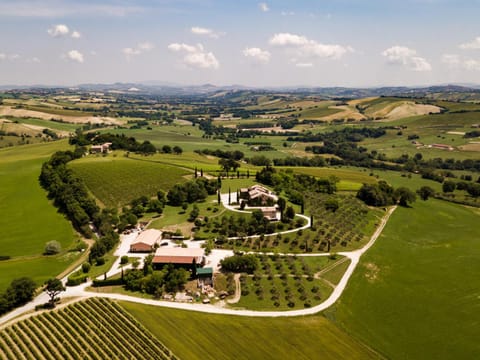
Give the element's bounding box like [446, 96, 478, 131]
[1, 0, 480, 87]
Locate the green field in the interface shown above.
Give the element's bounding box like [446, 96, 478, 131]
[0, 298, 177, 360]
[121, 301, 381, 360]
[69, 155, 191, 207]
[330, 199, 480, 359]
[0, 141, 78, 291]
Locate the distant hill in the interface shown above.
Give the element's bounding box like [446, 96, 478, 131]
[2, 82, 480, 101]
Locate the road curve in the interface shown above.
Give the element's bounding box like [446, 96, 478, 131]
[0, 206, 395, 325]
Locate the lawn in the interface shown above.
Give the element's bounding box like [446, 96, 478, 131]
[0, 252, 81, 291]
[0, 140, 79, 291]
[69, 154, 191, 207]
[121, 301, 381, 360]
[330, 199, 480, 359]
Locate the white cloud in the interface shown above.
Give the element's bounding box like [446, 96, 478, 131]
[47, 24, 69, 37]
[168, 43, 219, 69]
[442, 54, 480, 71]
[66, 50, 84, 63]
[28, 57, 41, 63]
[459, 37, 480, 50]
[381, 46, 432, 72]
[122, 42, 154, 60]
[191, 26, 224, 39]
[259, 2, 269, 12]
[281, 11, 295, 16]
[270, 32, 353, 60]
[71, 31, 81, 39]
[295, 62, 313, 68]
[441, 54, 461, 66]
[243, 47, 271, 64]
[0, 53, 20, 61]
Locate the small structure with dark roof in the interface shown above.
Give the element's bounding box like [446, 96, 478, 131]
[196, 267, 214, 287]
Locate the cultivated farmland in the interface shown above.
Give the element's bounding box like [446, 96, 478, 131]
[330, 199, 480, 359]
[121, 301, 381, 360]
[0, 298, 177, 360]
[69, 155, 191, 208]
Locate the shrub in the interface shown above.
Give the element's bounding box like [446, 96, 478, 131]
[66, 273, 88, 286]
[81, 262, 91, 273]
[44, 240, 62, 255]
[95, 257, 105, 266]
[120, 255, 129, 265]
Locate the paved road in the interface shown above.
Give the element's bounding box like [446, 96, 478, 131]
[0, 207, 395, 325]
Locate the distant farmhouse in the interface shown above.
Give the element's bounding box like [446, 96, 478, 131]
[430, 143, 454, 151]
[259, 206, 279, 221]
[240, 184, 278, 206]
[90, 142, 112, 154]
[130, 229, 162, 252]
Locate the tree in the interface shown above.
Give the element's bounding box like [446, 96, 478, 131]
[325, 198, 339, 212]
[173, 145, 183, 155]
[45, 278, 65, 306]
[5, 277, 37, 307]
[44, 240, 62, 255]
[443, 180, 456, 193]
[285, 206, 296, 220]
[162, 145, 172, 154]
[394, 187, 416, 207]
[417, 186, 435, 201]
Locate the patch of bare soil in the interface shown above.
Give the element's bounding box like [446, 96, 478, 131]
[0, 106, 121, 125]
[378, 102, 441, 121]
[364, 262, 380, 283]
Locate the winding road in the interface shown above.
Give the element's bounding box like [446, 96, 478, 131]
[0, 206, 396, 326]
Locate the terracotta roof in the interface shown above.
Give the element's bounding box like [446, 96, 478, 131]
[153, 255, 199, 264]
[154, 247, 204, 257]
[131, 229, 162, 247]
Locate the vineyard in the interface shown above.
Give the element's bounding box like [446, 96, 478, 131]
[0, 298, 178, 360]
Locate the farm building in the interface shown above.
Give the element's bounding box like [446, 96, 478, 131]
[130, 229, 162, 252]
[240, 184, 278, 206]
[260, 206, 280, 221]
[90, 142, 112, 154]
[152, 247, 205, 273]
[430, 143, 454, 151]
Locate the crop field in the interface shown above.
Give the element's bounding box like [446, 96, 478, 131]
[330, 199, 480, 359]
[359, 111, 480, 160]
[69, 155, 191, 207]
[0, 298, 177, 360]
[122, 301, 381, 360]
[283, 166, 377, 188]
[0, 141, 78, 292]
[10, 117, 81, 132]
[232, 255, 336, 310]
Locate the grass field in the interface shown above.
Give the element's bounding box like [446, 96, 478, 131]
[69, 155, 191, 207]
[0, 298, 177, 360]
[121, 301, 381, 360]
[0, 141, 79, 291]
[330, 199, 480, 359]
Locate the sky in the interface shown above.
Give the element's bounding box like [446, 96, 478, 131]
[1, 0, 480, 87]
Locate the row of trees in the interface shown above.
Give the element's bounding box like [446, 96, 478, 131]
[39, 148, 120, 263]
[357, 181, 416, 207]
